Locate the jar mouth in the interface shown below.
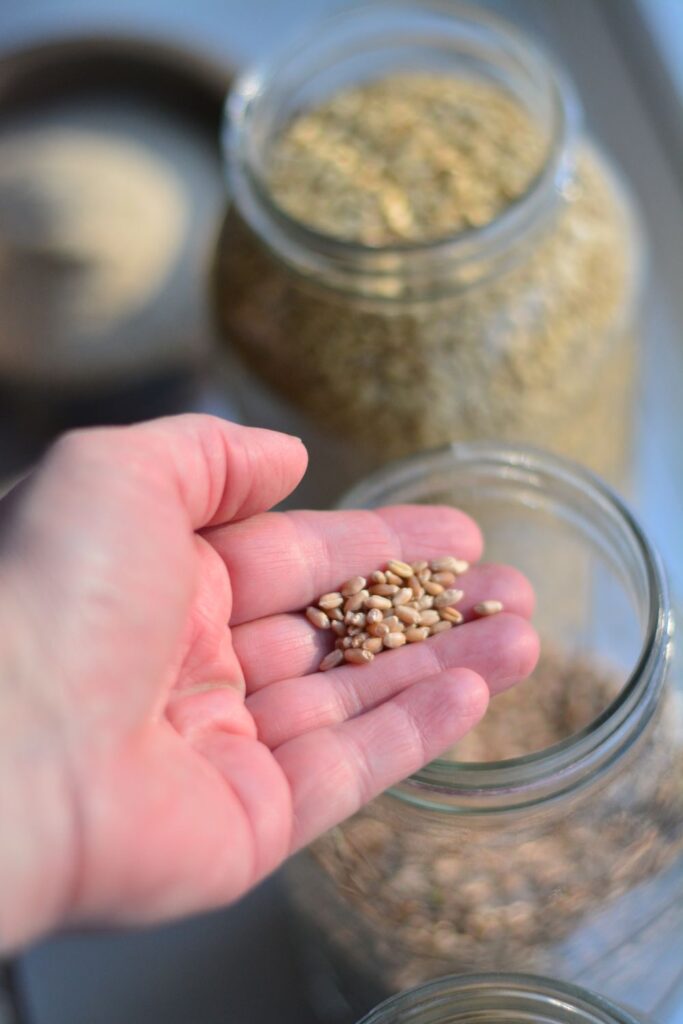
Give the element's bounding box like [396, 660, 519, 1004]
[338, 443, 671, 812]
[224, 1, 580, 293]
[358, 972, 643, 1024]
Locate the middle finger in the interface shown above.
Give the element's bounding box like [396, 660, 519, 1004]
[204, 504, 482, 625]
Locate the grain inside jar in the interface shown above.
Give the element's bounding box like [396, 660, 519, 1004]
[217, 61, 641, 496]
[286, 654, 683, 1000]
[267, 75, 548, 244]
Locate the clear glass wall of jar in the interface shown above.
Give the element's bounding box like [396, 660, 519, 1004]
[357, 973, 648, 1024]
[284, 445, 683, 1024]
[213, 3, 643, 508]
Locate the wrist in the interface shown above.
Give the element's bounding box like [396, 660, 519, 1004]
[0, 612, 78, 952]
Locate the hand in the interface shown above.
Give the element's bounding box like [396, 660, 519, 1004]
[0, 415, 538, 950]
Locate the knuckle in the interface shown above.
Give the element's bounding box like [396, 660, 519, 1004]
[50, 426, 125, 467]
[50, 428, 96, 464]
[46, 427, 137, 488]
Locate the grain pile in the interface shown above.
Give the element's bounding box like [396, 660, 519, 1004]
[304, 556, 503, 671]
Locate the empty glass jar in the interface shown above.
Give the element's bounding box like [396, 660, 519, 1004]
[285, 445, 683, 1024]
[214, 3, 643, 507]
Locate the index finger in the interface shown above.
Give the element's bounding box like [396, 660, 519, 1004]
[205, 504, 482, 625]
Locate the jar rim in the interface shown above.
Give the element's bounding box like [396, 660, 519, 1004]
[224, 1, 581, 293]
[357, 972, 644, 1024]
[338, 442, 672, 812]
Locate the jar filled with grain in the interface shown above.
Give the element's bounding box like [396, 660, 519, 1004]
[357, 973, 649, 1024]
[285, 445, 683, 1024]
[214, 3, 643, 506]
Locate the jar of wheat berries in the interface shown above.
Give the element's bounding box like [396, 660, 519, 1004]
[357, 974, 650, 1024]
[213, 3, 644, 506]
[285, 445, 683, 1024]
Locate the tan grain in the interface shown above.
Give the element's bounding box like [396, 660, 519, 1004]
[440, 607, 464, 624]
[396, 605, 421, 626]
[341, 576, 368, 597]
[319, 649, 344, 671]
[473, 600, 504, 616]
[362, 637, 384, 654]
[369, 583, 400, 596]
[405, 626, 431, 643]
[383, 632, 407, 649]
[306, 606, 331, 629]
[387, 559, 414, 579]
[344, 648, 375, 665]
[430, 620, 454, 635]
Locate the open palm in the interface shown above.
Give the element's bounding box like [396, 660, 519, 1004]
[0, 415, 537, 949]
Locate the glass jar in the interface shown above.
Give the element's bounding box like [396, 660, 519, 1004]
[213, 3, 643, 508]
[285, 445, 683, 1024]
[357, 973, 648, 1024]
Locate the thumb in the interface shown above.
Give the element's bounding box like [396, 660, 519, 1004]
[133, 414, 309, 528]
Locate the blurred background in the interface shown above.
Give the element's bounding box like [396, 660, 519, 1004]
[0, 1, 682, 1022]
